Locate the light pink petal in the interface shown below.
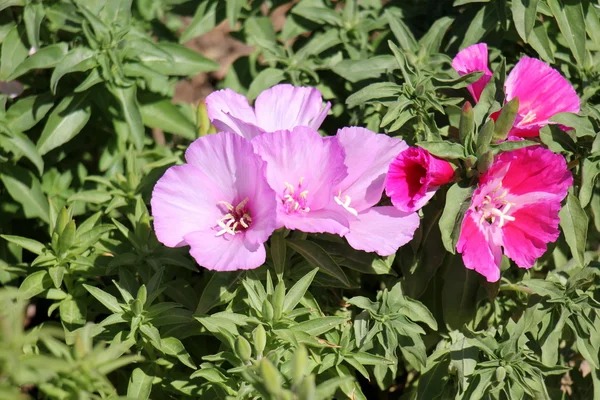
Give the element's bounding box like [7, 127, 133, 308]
[501, 201, 561, 269]
[151, 164, 224, 247]
[344, 206, 420, 256]
[283, 205, 350, 235]
[456, 211, 503, 282]
[504, 57, 580, 137]
[451, 43, 492, 102]
[483, 146, 572, 199]
[254, 84, 331, 132]
[205, 88, 263, 139]
[184, 230, 266, 271]
[184, 132, 278, 246]
[335, 127, 408, 212]
[252, 126, 347, 213]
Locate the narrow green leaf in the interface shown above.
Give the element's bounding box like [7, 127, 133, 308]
[1, 234, 45, 254]
[0, 164, 49, 222]
[547, 0, 586, 65]
[417, 141, 465, 159]
[492, 97, 519, 141]
[512, 0, 539, 42]
[283, 268, 318, 313]
[439, 184, 475, 253]
[50, 47, 97, 94]
[127, 368, 153, 400]
[83, 284, 123, 314]
[162, 337, 196, 369]
[7, 43, 68, 80]
[111, 84, 145, 150]
[559, 193, 588, 266]
[287, 240, 351, 288]
[290, 316, 347, 336]
[19, 270, 51, 299]
[37, 92, 91, 155]
[0, 25, 28, 80]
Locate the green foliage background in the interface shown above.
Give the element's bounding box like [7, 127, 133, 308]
[0, 0, 600, 399]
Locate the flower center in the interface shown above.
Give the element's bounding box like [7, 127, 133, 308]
[334, 189, 358, 216]
[215, 198, 252, 236]
[518, 110, 537, 126]
[282, 177, 310, 214]
[476, 185, 515, 228]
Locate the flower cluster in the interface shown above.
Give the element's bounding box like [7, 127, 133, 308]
[151, 44, 578, 282]
[152, 84, 420, 271]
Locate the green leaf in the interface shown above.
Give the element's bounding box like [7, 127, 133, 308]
[37, 92, 91, 155]
[5, 93, 55, 133]
[439, 184, 474, 253]
[290, 316, 347, 336]
[559, 193, 588, 267]
[385, 9, 417, 52]
[19, 270, 51, 299]
[0, 25, 28, 80]
[287, 240, 351, 288]
[50, 47, 97, 94]
[1, 131, 44, 175]
[442, 257, 480, 330]
[529, 19, 555, 63]
[547, 0, 586, 65]
[49, 266, 65, 289]
[493, 97, 519, 141]
[331, 56, 396, 83]
[346, 82, 401, 108]
[67, 190, 111, 204]
[139, 95, 196, 139]
[7, 43, 68, 80]
[83, 284, 123, 314]
[195, 271, 242, 314]
[111, 84, 145, 150]
[23, 2, 44, 50]
[417, 355, 451, 399]
[127, 368, 153, 400]
[59, 296, 87, 325]
[580, 159, 600, 208]
[417, 141, 465, 159]
[0, 164, 49, 222]
[461, 4, 496, 48]
[162, 337, 196, 369]
[1, 234, 45, 254]
[141, 43, 218, 76]
[550, 112, 595, 137]
[512, 0, 539, 42]
[247, 68, 286, 101]
[283, 268, 318, 313]
[180, 1, 222, 43]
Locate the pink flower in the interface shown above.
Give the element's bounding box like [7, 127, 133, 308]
[205, 84, 331, 140]
[452, 43, 580, 138]
[457, 146, 572, 282]
[0, 80, 24, 99]
[333, 127, 420, 256]
[151, 132, 278, 271]
[385, 147, 454, 213]
[451, 43, 492, 102]
[252, 126, 350, 235]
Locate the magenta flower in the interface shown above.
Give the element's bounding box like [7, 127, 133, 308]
[205, 84, 331, 140]
[333, 127, 420, 256]
[457, 146, 572, 282]
[385, 147, 454, 213]
[452, 43, 580, 138]
[151, 132, 277, 271]
[252, 126, 350, 235]
[451, 43, 492, 102]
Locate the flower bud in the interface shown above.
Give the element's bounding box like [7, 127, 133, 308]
[262, 300, 274, 321]
[235, 336, 252, 363]
[253, 324, 267, 358]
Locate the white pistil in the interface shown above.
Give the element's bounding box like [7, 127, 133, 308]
[334, 190, 358, 217]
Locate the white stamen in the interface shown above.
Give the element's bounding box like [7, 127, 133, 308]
[334, 190, 358, 217]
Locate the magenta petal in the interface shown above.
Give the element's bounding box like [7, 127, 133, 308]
[335, 127, 408, 212]
[385, 147, 451, 213]
[483, 146, 572, 199]
[254, 84, 330, 132]
[184, 230, 266, 271]
[501, 202, 561, 269]
[456, 211, 503, 282]
[151, 164, 224, 247]
[504, 57, 580, 136]
[205, 88, 263, 139]
[345, 206, 420, 256]
[451, 43, 492, 102]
